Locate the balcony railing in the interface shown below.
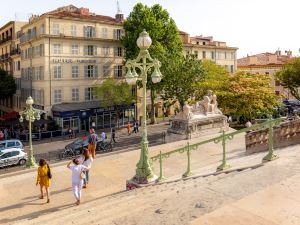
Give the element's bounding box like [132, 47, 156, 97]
[0, 36, 12, 44]
[10, 48, 21, 56]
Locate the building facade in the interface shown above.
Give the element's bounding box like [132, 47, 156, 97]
[237, 50, 294, 99]
[180, 31, 238, 73]
[17, 5, 134, 131]
[0, 21, 26, 116]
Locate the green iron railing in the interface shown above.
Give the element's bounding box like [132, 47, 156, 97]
[151, 117, 285, 182]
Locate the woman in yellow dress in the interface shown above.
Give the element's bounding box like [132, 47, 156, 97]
[36, 158, 51, 203]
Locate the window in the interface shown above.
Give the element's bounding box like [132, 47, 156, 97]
[211, 51, 215, 60]
[17, 61, 20, 71]
[102, 47, 109, 56]
[203, 42, 206, 45]
[53, 44, 61, 54]
[52, 23, 60, 35]
[85, 87, 95, 101]
[202, 51, 206, 59]
[194, 51, 198, 58]
[53, 65, 61, 79]
[11, 151, 20, 157]
[39, 24, 45, 35]
[114, 29, 123, 40]
[54, 89, 62, 103]
[101, 27, 108, 38]
[265, 72, 269, 75]
[114, 65, 123, 78]
[230, 65, 234, 73]
[39, 44, 44, 56]
[7, 141, 15, 147]
[35, 66, 44, 80]
[85, 45, 96, 56]
[71, 44, 79, 55]
[103, 65, 110, 77]
[114, 47, 122, 57]
[224, 52, 227, 59]
[217, 52, 222, 59]
[72, 88, 79, 102]
[84, 26, 96, 38]
[231, 52, 235, 60]
[71, 25, 77, 36]
[72, 66, 79, 78]
[84, 65, 98, 78]
[1, 152, 11, 159]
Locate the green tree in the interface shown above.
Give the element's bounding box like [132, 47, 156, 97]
[94, 78, 135, 128]
[0, 68, 16, 101]
[216, 71, 279, 120]
[121, 3, 183, 124]
[275, 57, 300, 100]
[161, 54, 206, 110]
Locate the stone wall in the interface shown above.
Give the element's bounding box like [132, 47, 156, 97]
[245, 118, 300, 154]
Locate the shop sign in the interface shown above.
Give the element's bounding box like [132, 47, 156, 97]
[52, 59, 97, 63]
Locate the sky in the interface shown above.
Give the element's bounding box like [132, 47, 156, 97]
[1, 0, 299, 58]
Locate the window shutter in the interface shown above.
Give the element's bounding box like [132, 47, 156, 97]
[114, 66, 117, 77]
[92, 27, 96, 37]
[93, 46, 97, 55]
[94, 65, 98, 77]
[113, 29, 117, 40]
[84, 65, 88, 77]
[84, 46, 88, 55]
[121, 29, 125, 37]
[114, 47, 117, 57]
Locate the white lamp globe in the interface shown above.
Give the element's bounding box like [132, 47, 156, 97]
[136, 29, 152, 50]
[26, 96, 34, 105]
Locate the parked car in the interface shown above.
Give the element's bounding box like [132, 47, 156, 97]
[0, 139, 23, 150]
[0, 148, 28, 167]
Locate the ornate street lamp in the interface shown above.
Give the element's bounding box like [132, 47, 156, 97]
[125, 30, 162, 187]
[19, 96, 41, 167]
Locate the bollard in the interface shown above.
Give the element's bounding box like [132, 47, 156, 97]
[217, 130, 231, 171]
[182, 142, 192, 177]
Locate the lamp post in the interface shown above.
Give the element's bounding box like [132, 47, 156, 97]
[19, 96, 41, 167]
[125, 30, 162, 186]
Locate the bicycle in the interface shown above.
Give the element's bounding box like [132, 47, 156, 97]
[96, 139, 113, 152]
[62, 147, 76, 158]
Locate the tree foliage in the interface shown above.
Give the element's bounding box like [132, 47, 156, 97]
[94, 78, 135, 128]
[275, 57, 300, 100]
[161, 54, 206, 109]
[121, 3, 183, 123]
[0, 68, 16, 101]
[216, 71, 280, 120]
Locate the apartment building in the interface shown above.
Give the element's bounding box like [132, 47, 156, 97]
[0, 21, 26, 116]
[180, 31, 238, 73]
[18, 5, 134, 131]
[237, 50, 294, 99]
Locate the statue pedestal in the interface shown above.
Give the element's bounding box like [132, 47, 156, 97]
[168, 114, 228, 136]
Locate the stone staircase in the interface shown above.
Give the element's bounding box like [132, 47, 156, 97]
[13, 166, 259, 225]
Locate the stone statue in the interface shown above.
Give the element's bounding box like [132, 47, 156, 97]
[198, 90, 222, 115]
[174, 102, 194, 120]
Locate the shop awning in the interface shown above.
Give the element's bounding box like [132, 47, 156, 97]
[0, 111, 18, 121]
[52, 101, 101, 112]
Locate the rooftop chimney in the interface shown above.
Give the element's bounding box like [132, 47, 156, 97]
[115, 0, 124, 22]
[79, 8, 89, 16]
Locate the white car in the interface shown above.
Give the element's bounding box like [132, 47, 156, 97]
[0, 148, 28, 167]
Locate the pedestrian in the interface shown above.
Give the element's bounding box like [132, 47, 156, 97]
[36, 159, 51, 203]
[111, 128, 116, 143]
[245, 120, 252, 128]
[88, 128, 98, 159]
[127, 122, 131, 135]
[67, 158, 88, 205]
[101, 131, 106, 142]
[136, 121, 139, 132]
[0, 131, 4, 141]
[133, 121, 137, 133]
[68, 127, 73, 139]
[79, 149, 93, 188]
[3, 128, 8, 140]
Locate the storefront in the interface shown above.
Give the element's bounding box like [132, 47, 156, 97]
[52, 101, 136, 132]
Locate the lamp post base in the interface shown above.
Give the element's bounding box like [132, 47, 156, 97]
[126, 174, 158, 190]
[26, 159, 37, 168]
[217, 163, 231, 172]
[262, 153, 278, 162]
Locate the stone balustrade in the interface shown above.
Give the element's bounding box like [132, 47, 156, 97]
[245, 118, 300, 154]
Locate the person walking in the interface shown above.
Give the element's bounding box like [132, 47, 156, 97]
[133, 121, 137, 133]
[101, 131, 106, 142]
[36, 159, 51, 203]
[136, 121, 139, 132]
[88, 128, 98, 159]
[67, 158, 88, 205]
[127, 122, 131, 135]
[111, 128, 116, 143]
[79, 149, 93, 188]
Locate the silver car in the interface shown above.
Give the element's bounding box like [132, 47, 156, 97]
[0, 148, 28, 167]
[0, 139, 23, 150]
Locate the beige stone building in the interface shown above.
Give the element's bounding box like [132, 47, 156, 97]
[180, 31, 238, 73]
[237, 50, 294, 99]
[0, 21, 26, 117]
[16, 5, 135, 131]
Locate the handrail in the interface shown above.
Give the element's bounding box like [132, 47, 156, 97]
[151, 117, 286, 180]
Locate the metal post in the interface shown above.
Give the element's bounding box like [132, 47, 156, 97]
[183, 142, 192, 177]
[263, 118, 278, 161]
[26, 106, 36, 167]
[157, 151, 165, 182]
[217, 130, 230, 171]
